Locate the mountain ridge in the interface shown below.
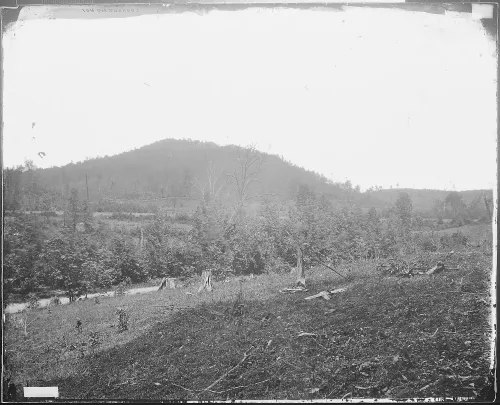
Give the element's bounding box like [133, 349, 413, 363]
[6, 138, 493, 216]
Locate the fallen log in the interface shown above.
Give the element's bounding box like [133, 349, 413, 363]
[280, 286, 308, 294]
[426, 261, 445, 275]
[329, 287, 347, 294]
[305, 291, 331, 300]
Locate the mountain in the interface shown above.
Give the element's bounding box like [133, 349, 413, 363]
[31, 138, 363, 207]
[6, 138, 492, 217]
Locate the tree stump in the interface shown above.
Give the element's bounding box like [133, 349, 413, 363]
[158, 277, 176, 291]
[198, 270, 213, 293]
[296, 246, 306, 288]
[158, 278, 167, 291]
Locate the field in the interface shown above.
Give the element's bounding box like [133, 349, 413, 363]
[430, 224, 495, 242]
[3, 234, 494, 401]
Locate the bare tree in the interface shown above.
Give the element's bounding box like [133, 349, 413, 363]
[193, 160, 225, 205]
[96, 172, 103, 200]
[226, 145, 265, 205]
[222, 145, 269, 227]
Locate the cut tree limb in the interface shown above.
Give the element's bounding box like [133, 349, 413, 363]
[201, 346, 255, 392]
[312, 252, 348, 280]
[426, 262, 445, 275]
[305, 291, 331, 300]
[280, 287, 308, 294]
[329, 287, 347, 294]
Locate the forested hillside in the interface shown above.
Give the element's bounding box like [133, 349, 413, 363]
[3, 138, 493, 221]
[10, 139, 361, 206]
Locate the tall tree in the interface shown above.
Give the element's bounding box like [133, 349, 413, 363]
[68, 188, 80, 232]
[483, 192, 493, 222]
[394, 192, 413, 233]
[3, 166, 24, 211]
[82, 199, 93, 232]
[182, 168, 193, 198]
[193, 160, 225, 205]
[23, 159, 39, 210]
[444, 191, 466, 218]
[367, 207, 379, 225]
[226, 146, 266, 206]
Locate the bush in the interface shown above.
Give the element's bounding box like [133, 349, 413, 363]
[174, 212, 191, 223]
[116, 308, 129, 332]
[440, 232, 469, 249]
[264, 256, 291, 274]
[421, 238, 438, 252]
[115, 283, 127, 297]
[415, 234, 439, 252]
[109, 237, 147, 283]
[109, 212, 133, 221]
[26, 293, 39, 310]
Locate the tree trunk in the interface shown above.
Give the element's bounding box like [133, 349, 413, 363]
[296, 246, 306, 287]
[158, 277, 167, 291]
[484, 194, 492, 221]
[198, 270, 213, 293]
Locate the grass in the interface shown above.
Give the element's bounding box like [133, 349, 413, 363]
[3, 248, 494, 401]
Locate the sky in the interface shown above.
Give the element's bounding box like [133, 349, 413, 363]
[2, 5, 497, 191]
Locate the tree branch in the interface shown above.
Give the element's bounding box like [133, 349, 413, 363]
[201, 346, 256, 392]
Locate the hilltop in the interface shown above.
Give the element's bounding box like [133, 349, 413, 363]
[19, 138, 364, 208]
[4, 138, 492, 217]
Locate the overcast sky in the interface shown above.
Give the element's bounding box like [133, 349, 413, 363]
[3, 5, 497, 191]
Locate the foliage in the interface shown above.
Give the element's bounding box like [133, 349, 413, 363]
[445, 191, 466, 218]
[66, 188, 80, 232]
[116, 308, 129, 332]
[394, 192, 413, 234]
[26, 293, 40, 310]
[108, 237, 146, 283]
[4, 170, 490, 307]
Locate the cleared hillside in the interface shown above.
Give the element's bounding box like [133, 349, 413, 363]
[4, 247, 494, 401]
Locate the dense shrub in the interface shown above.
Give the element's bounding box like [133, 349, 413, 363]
[174, 212, 191, 223]
[6, 187, 455, 300]
[108, 237, 147, 283]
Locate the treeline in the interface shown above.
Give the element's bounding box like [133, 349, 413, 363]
[369, 188, 493, 221]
